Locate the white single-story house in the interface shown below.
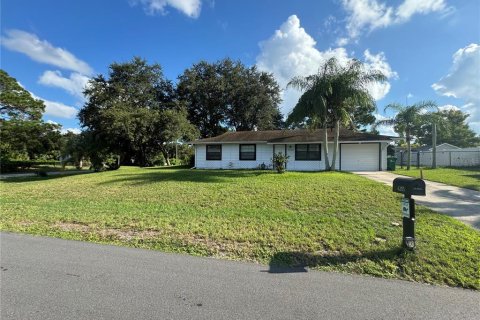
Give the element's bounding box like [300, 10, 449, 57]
[190, 129, 394, 171]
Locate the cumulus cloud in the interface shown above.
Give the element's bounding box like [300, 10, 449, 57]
[438, 104, 460, 112]
[363, 49, 398, 100]
[374, 113, 398, 136]
[30, 92, 78, 119]
[340, 0, 450, 41]
[256, 15, 397, 115]
[39, 70, 90, 99]
[43, 99, 78, 119]
[1, 30, 93, 75]
[432, 43, 480, 133]
[132, 0, 202, 18]
[61, 128, 81, 134]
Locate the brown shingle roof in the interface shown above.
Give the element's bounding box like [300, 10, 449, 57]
[190, 129, 393, 144]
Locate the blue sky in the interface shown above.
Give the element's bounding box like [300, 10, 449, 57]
[2, 0, 479, 135]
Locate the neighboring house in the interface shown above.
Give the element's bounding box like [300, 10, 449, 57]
[428, 143, 461, 151]
[190, 129, 393, 171]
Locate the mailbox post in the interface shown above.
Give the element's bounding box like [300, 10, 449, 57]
[392, 178, 426, 250]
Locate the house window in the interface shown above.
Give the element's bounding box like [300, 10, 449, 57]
[239, 144, 256, 160]
[295, 144, 321, 161]
[206, 145, 222, 160]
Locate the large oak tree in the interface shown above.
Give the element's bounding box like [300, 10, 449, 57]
[79, 57, 197, 166]
[177, 58, 283, 138]
[414, 109, 480, 148]
[1, 69, 63, 162]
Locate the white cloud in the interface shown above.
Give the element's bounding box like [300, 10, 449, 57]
[335, 37, 350, 46]
[30, 92, 78, 119]
[1, 30, 93, 75]
[432, 43, 480, 133]
[396, 0, 447, 22]
[44, 100, 78, 119]
[438, 104, 460, 112]
[61, 128, 81, 134]
[340, 0, 450, 41]
[363, 49, 398, 100]
[256, 15, 396, 115]
[39, 70, 90, 99]
[132, 0, 202, 18]
[374, 113, 398, 136]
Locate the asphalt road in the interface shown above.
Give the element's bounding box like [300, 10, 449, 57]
[1, 232, 479, 320]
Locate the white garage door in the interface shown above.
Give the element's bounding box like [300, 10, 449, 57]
[341, 143, 379, 171]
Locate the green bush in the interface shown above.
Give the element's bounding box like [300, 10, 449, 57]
[272, 153, 289, 173]
[0, 160, 60, 173]
[90, 153, 120, 172]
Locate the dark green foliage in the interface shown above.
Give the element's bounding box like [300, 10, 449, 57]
[1, 70, 64, 166]
[90, 152, 120, 172]
[177, 58, 283, 138]
[1, 119, 63, 161]
[79, 57, 198, 167]
[387, 145, 395, 156]
[0, 160, 58, 173]
[272, 153, 289, 173]
[414, 109, 480, 147]
[0, 69, 44, 120]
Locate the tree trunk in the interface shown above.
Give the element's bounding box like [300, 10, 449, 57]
[330, 120, 340, 171]
[161, 149, 171, 166]
[75, 159, 83, 170]
[322, 122, 330, 171]
[406, 131, 411, 170]
[432, 123, 437, 169]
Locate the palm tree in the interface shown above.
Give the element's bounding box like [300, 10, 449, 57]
[375, 101, 438, 170]
[287, 57, 386, 170]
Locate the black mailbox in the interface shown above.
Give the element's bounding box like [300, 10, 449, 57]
[393, 178, 426, 196]
[392, 177, 426, 250]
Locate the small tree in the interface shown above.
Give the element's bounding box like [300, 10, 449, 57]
[375, 101, 438, 170]
[272, 153, 289, 173]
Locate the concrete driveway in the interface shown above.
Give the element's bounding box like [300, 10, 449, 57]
[2, 232, 479, 320]
[355, 171, 480, 230]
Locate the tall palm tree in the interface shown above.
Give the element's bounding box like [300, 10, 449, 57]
[287, 57, 386, 170]
[375, 101, 438, 170]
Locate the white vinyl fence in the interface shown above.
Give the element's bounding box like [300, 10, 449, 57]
[395, 150, 480, 168]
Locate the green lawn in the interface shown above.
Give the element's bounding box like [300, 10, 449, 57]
[1, 167, 478, 289]
[394, 167, 480, 191]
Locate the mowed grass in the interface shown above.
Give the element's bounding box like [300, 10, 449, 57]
[395, 167, 480, 191]
[1, 167, 479, 289]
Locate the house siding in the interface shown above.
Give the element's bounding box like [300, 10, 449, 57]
[195, 144, 274, 169]
[195, 142, 388, 171]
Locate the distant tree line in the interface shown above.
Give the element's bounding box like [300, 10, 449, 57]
[0, 70, 65, 172]
[78, 57, 284, 168]
[0, 57, 286, 171]
[1, 55, 479, 172]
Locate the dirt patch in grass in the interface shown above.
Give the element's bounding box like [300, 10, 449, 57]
[177, 233, 257, 259]
[53, 221, 163, 241]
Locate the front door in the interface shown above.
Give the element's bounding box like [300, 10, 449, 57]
[273, 144, 286, 156]
[273, 144, 287, 170]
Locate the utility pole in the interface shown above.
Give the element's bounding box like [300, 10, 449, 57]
[432, 123, 437, 169]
